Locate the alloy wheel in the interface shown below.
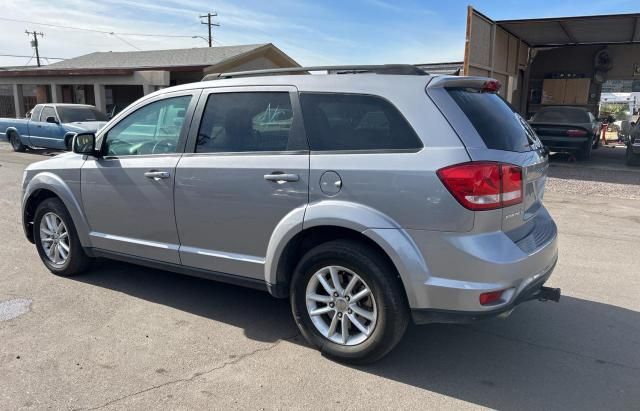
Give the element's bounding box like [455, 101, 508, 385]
[39, 212, 70, 266]
[305, 265, 377, 346]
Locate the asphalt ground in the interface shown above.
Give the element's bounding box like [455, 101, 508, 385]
[1, 141, 639, 410]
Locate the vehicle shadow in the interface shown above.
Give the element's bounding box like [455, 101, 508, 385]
[74, 260, 640, 410]
[548, 148, 640, 186]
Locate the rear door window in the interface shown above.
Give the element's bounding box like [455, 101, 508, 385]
[196, 92, 295, 153]
[447, 88, 534, 152]
[299, 93, 422, 151]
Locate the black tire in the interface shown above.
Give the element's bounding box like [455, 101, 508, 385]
[8, 131, 26, 152]
[33, 198, 90, 276]
[290, 240, 409, 364]
[576, 141, 592, 161]
[626, 146, 640, 166]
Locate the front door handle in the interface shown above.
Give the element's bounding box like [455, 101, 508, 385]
[264, 172, 299, 183]
[144, 170, 170, 181]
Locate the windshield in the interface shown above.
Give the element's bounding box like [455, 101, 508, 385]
[532, 108, 590, 124]
[57, 107, 107, 123]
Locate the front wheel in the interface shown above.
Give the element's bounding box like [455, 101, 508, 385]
[33, 198, 90, 276]
[290, 240, 409, 364]
[9, 131, 26, 152]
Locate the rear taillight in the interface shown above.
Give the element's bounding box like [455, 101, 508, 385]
[566, 129, 587, 137]
[437, 162, 523, 211]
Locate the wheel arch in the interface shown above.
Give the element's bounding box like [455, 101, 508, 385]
[22, 172, 91, 246]
[265, 201, 430, 307]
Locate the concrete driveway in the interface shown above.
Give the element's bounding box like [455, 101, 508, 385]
[1, 141, 639, 410]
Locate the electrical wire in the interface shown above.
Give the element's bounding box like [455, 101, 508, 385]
[0, 17, 203, 39]
[111, 33, 142, 50]
[23, 51, 35, 67]
[0, 53, 64, 60]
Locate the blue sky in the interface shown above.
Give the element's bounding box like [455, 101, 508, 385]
[2, 0, 640, 67]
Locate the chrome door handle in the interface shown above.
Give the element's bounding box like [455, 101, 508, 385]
[144, 170, 170, 181]
[264, 173, 299, 183]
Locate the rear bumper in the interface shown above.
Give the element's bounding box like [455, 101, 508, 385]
[539, 136, 589, 151]
[393, 207, 558, 318]
[411, 258, 558, 324]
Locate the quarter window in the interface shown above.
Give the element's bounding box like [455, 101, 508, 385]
[104, 96, 191, 156]
[299, 93, 422, 151]
[196, 92, 294, 153]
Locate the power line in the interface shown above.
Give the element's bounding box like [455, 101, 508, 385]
[0, 53, 64, 60]
[23, 50, 35, 67]
[0, 17, 202, 39]
[199, 12, 220, 47]
[112, 33, 142, 51]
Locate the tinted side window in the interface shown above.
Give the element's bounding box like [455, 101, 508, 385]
[447, 88, 534, 152]
[299, 93, 422, 151]
[31, 105, 43, 121]
[104, 96, 191, 156]
[196, 92, 294, 153]
[41, 106, 57, 122]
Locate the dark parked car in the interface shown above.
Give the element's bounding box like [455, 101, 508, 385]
[626, 121, 640, 166]
[529, 106, 600, 160]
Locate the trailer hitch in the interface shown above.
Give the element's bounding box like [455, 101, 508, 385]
[537, 286, 561, 302]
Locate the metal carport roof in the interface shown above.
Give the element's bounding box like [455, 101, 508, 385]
[497, 12, 640, 47]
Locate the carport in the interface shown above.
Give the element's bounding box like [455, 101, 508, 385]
[463, 7, 640, 118]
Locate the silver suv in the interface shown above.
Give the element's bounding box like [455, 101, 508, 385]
[21, 65, 560, 363]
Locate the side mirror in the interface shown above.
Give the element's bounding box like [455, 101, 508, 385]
[46, 116, 59, 124]
[72, 133, 97, 155]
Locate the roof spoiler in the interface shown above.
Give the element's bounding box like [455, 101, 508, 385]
[202, 64, 428, 81]
[427, 76, 501, 91]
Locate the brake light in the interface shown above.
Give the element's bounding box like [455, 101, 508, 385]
[566, 129, 587, 137]
[437, 162, 523, 211]
[480, 290, 504, 306]
[482, 80, 502, 93]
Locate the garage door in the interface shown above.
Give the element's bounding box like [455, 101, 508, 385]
[463, 6, 529, 104]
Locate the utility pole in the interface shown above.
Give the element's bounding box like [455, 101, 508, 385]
[25, 30, 44, 67]
[199, 12, 220, 47]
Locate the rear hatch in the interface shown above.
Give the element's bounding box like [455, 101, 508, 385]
[426, 76, 548, 235]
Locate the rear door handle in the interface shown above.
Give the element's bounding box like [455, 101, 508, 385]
[144, 170, 170, 181]
[264, 172, 299, 183]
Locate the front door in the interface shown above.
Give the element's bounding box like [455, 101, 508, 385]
[81, 91, 200, 264]
[174, 86, 309, 279]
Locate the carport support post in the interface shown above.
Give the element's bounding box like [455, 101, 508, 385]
[142, 84, 155, 95]
[50, 84, 62, 103]
[93, 84, 107, 114]
[12, 84, 24, 118]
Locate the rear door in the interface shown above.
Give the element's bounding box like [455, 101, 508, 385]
[174, 86, 309, 280]
[427, 77, 547, 233]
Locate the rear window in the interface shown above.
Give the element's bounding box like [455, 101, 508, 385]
[299, 93, 422, 151]
[447, 88, 534, 152]
[532, 108, 591, 124]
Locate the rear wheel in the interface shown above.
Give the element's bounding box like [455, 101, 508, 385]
[8, 131, 26, 152]
[290, 240, 409, 364]
[33, 198, 90, 276]
[576, 141, 592, 161]
[626, 145, 640, 166]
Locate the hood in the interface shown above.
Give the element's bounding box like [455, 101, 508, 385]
[25, 151, 81, 172]
[63, 121, 108, 133]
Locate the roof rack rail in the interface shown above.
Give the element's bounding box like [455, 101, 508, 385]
[202, 64, 428, 81]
